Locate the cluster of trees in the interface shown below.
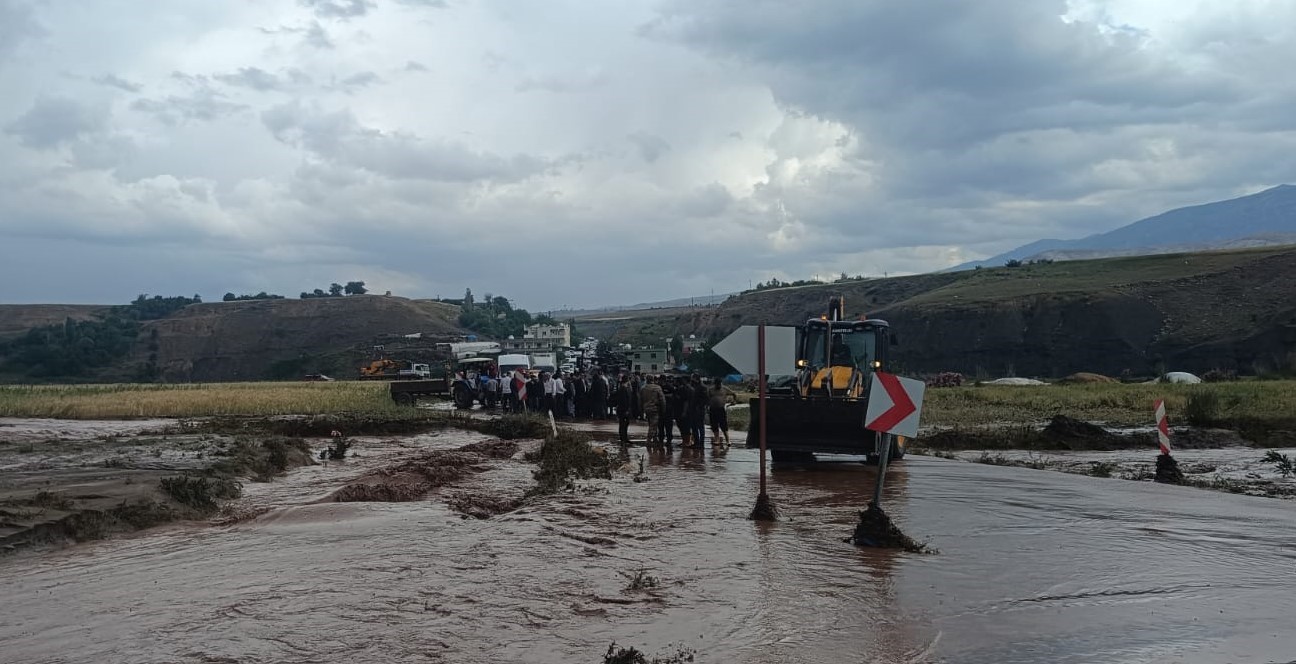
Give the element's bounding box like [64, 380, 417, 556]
[300, 281, 367, 299]
[223, 292, 285, 301]
[1002, 258, 1054, 268]
[0, 295, 201, 379]
[742, 272, 880, 295]
[456, 289, 539, 339]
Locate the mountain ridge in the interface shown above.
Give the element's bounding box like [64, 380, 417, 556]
[957, 184, 1296, 269]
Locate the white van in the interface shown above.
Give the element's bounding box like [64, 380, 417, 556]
[498, 353, 532, 377]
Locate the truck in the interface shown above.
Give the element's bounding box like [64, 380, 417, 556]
[746, 295, 905, 464]
[530, 352, 558, 375]
[360, 359, 431, 380]
[389, 358, 495, 408]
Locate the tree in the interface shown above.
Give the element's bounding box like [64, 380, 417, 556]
[224, 293, 237, 302]
[534, 313, 556, 325]
[313, 288, 326, 297]
[669, 335, 685, 364]
[344, 281, 367, 295]
[464, 288, 474, 308]
[328, 283, 344, 297]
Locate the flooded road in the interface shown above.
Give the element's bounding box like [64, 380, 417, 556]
[4, 431, 1296, 663]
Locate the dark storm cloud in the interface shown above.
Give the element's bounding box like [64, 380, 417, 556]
[91, 74, 143, 93]
[261, 101, 550, 183]
[5, 96, 106, 149]
[646, 0, 1296, 251]
[646, 0, 1235, 148]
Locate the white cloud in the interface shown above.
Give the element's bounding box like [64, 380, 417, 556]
[1, 0, 1294, 307]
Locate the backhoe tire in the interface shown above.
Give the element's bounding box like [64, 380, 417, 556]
[393, 392, 415, 407]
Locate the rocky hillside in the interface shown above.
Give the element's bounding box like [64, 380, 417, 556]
[0, 304, 110, 342]
[138, 296, 466, 382]
[592, 246, 1296, 378]
[0, 296, 467, 383]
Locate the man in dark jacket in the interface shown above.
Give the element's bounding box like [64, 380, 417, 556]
[671, 377, 693, 447]
[573, 372, 588, 418]
[615, 374, 635, 445]
[659, 377, 675, 446]
[689, 374, 709, 447]
[589, 369, 608, 420]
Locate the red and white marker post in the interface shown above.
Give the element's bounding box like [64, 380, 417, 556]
[1154, 398, 1173, 455]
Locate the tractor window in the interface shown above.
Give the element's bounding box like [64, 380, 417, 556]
[806, 325, 876, 370]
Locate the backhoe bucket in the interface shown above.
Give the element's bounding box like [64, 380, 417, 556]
[746, 396, 882, 456]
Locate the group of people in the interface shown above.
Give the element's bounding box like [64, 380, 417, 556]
[480, 367, 738, 449]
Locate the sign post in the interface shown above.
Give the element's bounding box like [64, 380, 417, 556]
[863, 372, 926, 509]
[712, 324, 793, 521]
[758, 325, 768, 499]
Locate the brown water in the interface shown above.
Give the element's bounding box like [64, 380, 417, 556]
[4, 428, 1296, 663]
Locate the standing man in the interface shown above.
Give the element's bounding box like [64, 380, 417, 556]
[671, 376, 693, 447]
[708, 377, 737, 448]
[689, 374, 709, 448]
[659, 377, 675, 447]
[615, 374, 635, 445]
[573, 371, 588, 419]
[640, 375, 667, 448]
[590, 369, 608, 420]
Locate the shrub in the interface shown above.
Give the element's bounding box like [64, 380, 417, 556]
[1262, 450, 1294, 478]
[159, 475, 242, 513]
[1184, 389, 1221, 426]
[926, 372, 964, 388]
[1089, 461, 1117, 478]
[1201, 368, 1238, 383]
[478, 413, 551, 440]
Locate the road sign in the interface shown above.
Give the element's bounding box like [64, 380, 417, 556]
[1154, 399, 1173, 454]
[864, 372, 925, 438]
[713, 325, 797, 375]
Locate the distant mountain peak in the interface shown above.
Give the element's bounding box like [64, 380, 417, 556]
[955, 185, 1296, 270]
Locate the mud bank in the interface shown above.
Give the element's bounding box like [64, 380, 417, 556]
[916, 445, 1296, 499]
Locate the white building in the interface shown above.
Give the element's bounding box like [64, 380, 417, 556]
[525, 323, 571, 347]
[630, 348, 670, 374]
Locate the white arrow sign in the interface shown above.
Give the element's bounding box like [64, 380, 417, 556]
[712, 325, 797, 376]
[864, 371, 926, 438]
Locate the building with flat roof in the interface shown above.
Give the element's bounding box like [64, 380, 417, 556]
[629, 348, 670, 374]
[525, 323, 571, 347]
[501, 337, 557, 353]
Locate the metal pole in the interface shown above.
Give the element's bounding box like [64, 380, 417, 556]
[872, 432, 893, 507]
[758, 323, 768, 497]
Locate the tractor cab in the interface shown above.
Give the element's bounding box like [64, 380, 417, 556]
[797, 318, 890, 399]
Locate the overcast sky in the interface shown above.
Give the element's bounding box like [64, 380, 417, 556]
[2, 0, 1294, 310]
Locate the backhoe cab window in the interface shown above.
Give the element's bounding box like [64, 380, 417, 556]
[805, 325, 876, 371]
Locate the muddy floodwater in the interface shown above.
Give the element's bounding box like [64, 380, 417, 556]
[4, 425, 1296, 663]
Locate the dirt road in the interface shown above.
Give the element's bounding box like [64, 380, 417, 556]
[3, 428, 1295, 663]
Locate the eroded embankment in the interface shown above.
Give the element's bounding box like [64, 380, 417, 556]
[911, 416, 1296, 498]
[1, 414, 618, 555]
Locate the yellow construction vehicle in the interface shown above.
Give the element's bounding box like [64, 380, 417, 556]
[748, 295, 905, 463]
[358, 358, 401, 379]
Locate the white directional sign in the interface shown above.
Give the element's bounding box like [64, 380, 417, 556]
[712, 325, 797, 376]
[864, 372, 926, 438]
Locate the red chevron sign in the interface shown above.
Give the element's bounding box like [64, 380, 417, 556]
[864, 372, 925, 438]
